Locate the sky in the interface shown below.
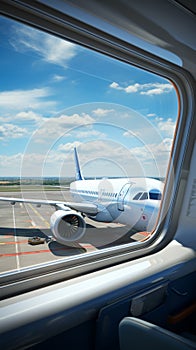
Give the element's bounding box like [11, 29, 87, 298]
[0, 16, 178, 179]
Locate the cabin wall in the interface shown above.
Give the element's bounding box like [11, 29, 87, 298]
[19, 267, 195, 350]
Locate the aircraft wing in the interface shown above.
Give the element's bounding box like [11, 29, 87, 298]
[0, 197, 98, 215]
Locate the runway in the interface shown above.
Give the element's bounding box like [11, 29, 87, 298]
[0, 190, 147, 274]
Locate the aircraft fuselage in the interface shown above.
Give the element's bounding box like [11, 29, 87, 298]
[70, 177, 164, 232]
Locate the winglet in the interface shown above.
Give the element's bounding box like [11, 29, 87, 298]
[74, 147, 84, 181]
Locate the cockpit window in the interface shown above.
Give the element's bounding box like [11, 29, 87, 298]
[133, 192, 143, 200]
[140, 192, 148, 200]
[149, 189, 162, 200]
[133, 192, 148, 200]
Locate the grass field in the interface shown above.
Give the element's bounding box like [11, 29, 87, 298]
[0, 177, 73, 192]
[0, 185, 70, 192]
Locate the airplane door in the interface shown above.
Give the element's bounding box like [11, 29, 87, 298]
[117, 183, 132, 211]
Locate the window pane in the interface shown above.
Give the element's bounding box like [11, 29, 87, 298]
[133, 193, 143, 200]
[0, 16, 178, 274]
[140, 192, 148, 200]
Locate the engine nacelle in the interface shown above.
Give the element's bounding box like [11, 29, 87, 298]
[50, 210, 86, 245]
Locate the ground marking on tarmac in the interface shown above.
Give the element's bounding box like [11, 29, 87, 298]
[0, 240, 28, 245]
[12, 205, 20, 269]
[31, 220, 37, 227]
[80, 243, 98, 251]
[0, 246, 84, 257]
[28, 203, 50, 228]
[0, 242, 97, 257]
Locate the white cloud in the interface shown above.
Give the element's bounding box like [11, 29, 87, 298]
[19, 151, 75, 177]
[110, 82, 119, 89]
[52, 127, 106, 143]
[1, 137, 173, 177]
[0, 88, 55, 111]
[0, 123, 28, 139]
[109, 81, 173, 95]
[130, 138, 172, 162]
[11, 25, 77, 68]
[30, 113, 95, 143]
[123, 130, 141, 138]
[0, 153, 23, 176]
[61, 141, 141, 178]
[52, 74, 66, 82]
[74, 129, 105, 139]
[125, 83, 140, 93]
[92, 108, 114, 117]
[0, 153, 22, 165]
[0, 151, 67, 177]
[15, 111, 42, 122]
[157, 118, 176, 137]
[58, 141, 82, 152]
[147, 113, 156, 117]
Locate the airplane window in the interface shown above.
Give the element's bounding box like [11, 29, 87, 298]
[0, 14, 178, 278]
[140, 192, 148, 200]
[133, 192, 143, 200]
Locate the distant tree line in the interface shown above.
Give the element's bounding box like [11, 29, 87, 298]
[0, 177, 74, 186]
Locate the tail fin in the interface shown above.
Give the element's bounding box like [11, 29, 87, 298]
[74, 147, 84, 181]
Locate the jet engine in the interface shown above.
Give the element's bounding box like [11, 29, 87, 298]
[50, 210, 86, 245]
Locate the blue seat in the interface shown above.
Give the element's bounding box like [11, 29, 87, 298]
[119, 317, 196, 350]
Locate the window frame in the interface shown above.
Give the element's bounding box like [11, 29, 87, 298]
[0, 0, 195, 299]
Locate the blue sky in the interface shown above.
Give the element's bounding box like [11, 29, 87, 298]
[0, 16, 178, 178]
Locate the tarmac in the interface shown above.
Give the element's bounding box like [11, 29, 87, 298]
[0, 190, 147, 274]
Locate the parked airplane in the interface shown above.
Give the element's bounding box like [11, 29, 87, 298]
[0, 148, 164, 245]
